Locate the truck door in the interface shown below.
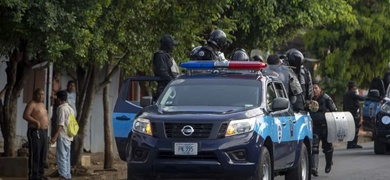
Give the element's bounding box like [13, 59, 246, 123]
[266, 82, 295, 169]
[112, 76, 160, 161]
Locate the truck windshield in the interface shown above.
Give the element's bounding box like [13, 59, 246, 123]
[158, 78, 262, 107]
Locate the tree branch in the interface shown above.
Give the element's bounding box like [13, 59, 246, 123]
[97, 51, 129, 89]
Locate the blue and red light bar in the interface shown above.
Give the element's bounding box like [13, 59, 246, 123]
[180, 60, 267, 70]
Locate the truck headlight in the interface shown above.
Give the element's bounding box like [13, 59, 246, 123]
[226, 117, 256, 136]
[380, 103, 390, 114]
[133, 118, 152, 135]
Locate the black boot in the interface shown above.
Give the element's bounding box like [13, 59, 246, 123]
[324, 152, 333, 173]
[311, 154, 319, 176]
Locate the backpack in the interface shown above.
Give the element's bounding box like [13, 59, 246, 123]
[67, 113, 79, 137]
[287, 68, 303, 95]
[300, 67, 313, 100]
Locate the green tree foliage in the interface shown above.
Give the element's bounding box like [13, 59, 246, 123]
[223, 0, 355, 55]
[54, 0, 233, 166]
[0, 0, 107, 156]
[304, 0, 390, 103]
[0, 0, 355, 162]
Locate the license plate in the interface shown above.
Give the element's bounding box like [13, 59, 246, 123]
[174, 143, 198, 155]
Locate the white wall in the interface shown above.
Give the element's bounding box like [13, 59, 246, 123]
[84, 71, 120, 152]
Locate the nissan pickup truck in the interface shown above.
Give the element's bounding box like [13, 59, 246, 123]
[113, 60, 313, 180]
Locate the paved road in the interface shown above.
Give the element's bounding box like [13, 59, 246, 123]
[3, 140, 386, 180]
[275, 141, 389, 180]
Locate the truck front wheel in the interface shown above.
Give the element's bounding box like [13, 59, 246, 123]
[374, 139, 387, 154]
[285, 144, 309, 180]
[253, 147, 273, 180]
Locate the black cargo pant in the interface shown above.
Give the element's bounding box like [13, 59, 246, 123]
[347, 116, 360, 146]
[312, 124, 333, 155]
[154, 81, 169, 101]
[27, 128, 48, 180]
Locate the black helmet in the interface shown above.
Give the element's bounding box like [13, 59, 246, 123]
[190, 46, 202, 57]
[207, 29, 227, 50]
[286, 49, 304, 66]
[252, 55, 263, 62]
[230, 49, 249, 61]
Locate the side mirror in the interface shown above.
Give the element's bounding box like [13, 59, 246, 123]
[368, 89, 380, 99]
[140, 96, 153, 107]
[271, 97, 290, 111]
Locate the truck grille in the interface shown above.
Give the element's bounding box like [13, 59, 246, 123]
[217, 123, 228, 138]
[165, 123, 213, 138]
[157, 151, 218, 160]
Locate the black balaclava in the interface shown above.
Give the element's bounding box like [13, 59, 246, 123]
[160, 43, 174, 54]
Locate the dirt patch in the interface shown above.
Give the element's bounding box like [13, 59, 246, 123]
[46, 149, 126, 177]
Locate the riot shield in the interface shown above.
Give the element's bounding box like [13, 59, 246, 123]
[326, 112, 356, 143]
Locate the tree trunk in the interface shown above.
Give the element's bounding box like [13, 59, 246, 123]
[1, 42, 33, 156]
[71, 65, 98, 166]
[2, 98, 18, 157]
[103, 82, 114, 169]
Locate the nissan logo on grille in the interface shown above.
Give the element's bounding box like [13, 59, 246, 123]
[181, 125, 194, 136]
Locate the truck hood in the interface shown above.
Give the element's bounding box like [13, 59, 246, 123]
[158, 105, 252, 114]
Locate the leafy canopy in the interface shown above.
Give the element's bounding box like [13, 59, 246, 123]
[304, 0, 390, 97]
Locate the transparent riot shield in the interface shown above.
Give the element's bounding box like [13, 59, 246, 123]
[326, 112, 356, 143]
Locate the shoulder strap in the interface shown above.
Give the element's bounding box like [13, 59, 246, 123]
[203, 45, 219, 59]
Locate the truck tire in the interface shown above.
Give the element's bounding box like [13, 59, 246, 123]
[374, 139, 386, 154]
[285, 144, 309, 180]
[253, 147, 273, 180]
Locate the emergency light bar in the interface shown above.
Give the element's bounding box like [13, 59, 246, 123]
[181, 60, 267, 70]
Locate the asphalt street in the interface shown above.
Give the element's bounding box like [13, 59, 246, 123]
[275, 141, 389, 180]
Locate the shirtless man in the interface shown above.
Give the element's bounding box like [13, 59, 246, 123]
[23, 88, 49, 180]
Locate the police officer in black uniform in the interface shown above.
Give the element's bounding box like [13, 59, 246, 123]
[190, 29, 227, 61]
[310, 81, 337, 176]
[343, 81, 366, 149]
[152, 35, 180, 100]
[284, 49, 308, 112]
[286, 49, 314, 107]
[263, 54, 304, 112]
[230, 49, 249, 61]
[189, 46, 202, 60]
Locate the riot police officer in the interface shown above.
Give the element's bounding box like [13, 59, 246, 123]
[189, 46, 202, 60]
[230, 49, 249, 61]
[263, 55, 304, 112]
[343, 81, 366, 149]
[191, 29, 227, 61]
[310, 82, 337, 176]
[286, 49, 314, 103]
[152, 35, 180, 100]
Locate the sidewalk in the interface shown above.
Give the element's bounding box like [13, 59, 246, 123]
[0, 130, 373, 180]
[0, 151, 127, 180]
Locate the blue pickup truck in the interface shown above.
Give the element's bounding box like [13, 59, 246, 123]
[112, 61, 313, 180]
[362, 77, 390, 154]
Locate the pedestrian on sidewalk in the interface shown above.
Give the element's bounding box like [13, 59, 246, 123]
[50, 90, 74, 180]
[343, 81, 366, 149]
[309, 81, 337, 176]
[23, 88, 49, 180]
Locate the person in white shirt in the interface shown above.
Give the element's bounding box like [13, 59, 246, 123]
[50, 90, 74, 180]
[65, 80, 77, 116]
